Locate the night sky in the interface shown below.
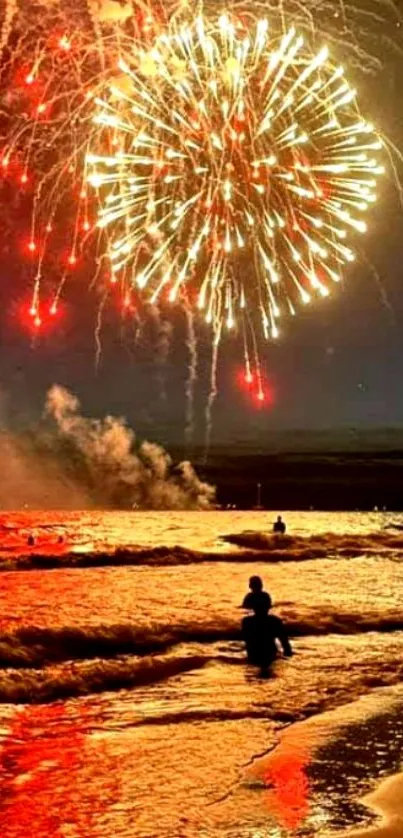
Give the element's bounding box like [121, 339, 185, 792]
[1, 2, 403, 449]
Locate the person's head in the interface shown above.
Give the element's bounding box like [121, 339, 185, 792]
[277, 515, 282, 522]
[249, 575, 263, 593]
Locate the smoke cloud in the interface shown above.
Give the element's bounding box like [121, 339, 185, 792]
[0, 429, 89, 510]
[0, 385, 215, 510]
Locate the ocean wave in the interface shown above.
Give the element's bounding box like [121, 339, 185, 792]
[0, 622, 234, 667]
[2, 530, 403, 571]
[0, 544, 210, 571]
[1, 607, 403, 670]
[0, 652, 208, 704]
[221, 530, 403, 560]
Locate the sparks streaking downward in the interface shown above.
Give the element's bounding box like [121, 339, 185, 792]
[87, 14, 383, 390]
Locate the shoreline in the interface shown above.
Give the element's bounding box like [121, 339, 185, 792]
[343, 772, 403, 838]
[246, 686, 403, 836]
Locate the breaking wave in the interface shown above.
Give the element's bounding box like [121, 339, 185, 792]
[2, 604, 403, 704]
[1, 598, 403, 703]
[2, 530, 403, 571]
[0, 652, 208, 704]
[1, 606, 403, 669]
[221, 529, 403, 559]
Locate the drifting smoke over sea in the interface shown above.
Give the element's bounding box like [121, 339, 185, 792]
[0, 385, 214, 510]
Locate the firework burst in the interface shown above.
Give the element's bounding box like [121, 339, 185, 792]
[87, 14, 383, 389]
[0, 0, 398, 427]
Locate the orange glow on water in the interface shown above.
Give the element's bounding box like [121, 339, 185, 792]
[263, 743, 311, 830]
[0, 703, 120, 837]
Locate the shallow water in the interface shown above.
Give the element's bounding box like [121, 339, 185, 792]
[0, 509, 398, 555]
[0, 510, 403, 836]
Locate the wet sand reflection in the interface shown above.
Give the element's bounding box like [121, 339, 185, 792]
[263, 743, 311, 831]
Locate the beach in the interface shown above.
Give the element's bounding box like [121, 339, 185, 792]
[0, 509, 402, 836]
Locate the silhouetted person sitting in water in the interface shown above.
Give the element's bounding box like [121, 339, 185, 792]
[273, 515, 286, 535]
[27, 534, 35, 547]
[241, 575, 272, 613]
[242, 599, 292, 676]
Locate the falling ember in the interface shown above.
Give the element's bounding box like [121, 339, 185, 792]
[59, 36, 71, 51]
[88, 14, 382, 370]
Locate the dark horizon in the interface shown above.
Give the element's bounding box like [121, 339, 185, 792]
[197, 444, 403, 512]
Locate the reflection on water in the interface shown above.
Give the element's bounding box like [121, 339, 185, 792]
[263, 743, 311, 831]
[0, 509, 396, 558]
[249, 690, 403, 838]
[0, 703, 121, 837]
[309, 708, 403, 833]
[0, 704, 280, 838]
[0, 666, 402, 837]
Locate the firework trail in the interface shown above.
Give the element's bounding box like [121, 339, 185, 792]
[184, 302, 198, 450]
[204, 334, 219, 461]
[148, 305, 173, 403]
[0, 0, 17, 55]
[94, 289, 108, 369]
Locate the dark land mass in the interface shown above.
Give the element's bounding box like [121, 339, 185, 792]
[172, 429, 403, 510]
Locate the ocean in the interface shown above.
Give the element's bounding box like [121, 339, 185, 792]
[0, 509, 403, 837]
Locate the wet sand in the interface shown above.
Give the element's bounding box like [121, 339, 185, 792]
[248, 686, 403, 837]
[345, 773, 403, 838]
[0, 678, 403, 836]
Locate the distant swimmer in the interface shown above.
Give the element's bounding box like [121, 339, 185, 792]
[273, 515, 286, 535]
[27, 534, 35, 547]
[242, 597, 293, 676]
[241, 575, 272, 613]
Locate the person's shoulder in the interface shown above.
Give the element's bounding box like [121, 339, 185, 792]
[267, 613, 283, 626]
